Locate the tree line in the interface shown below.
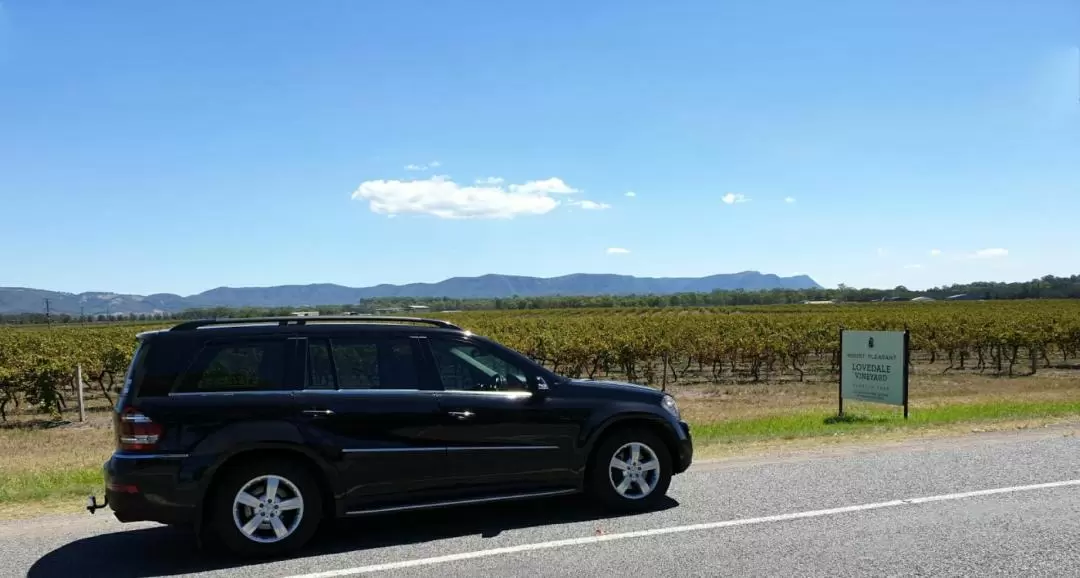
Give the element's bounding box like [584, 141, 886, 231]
[2, 274, 1078, 325]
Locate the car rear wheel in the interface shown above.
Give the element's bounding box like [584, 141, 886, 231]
[587, 428, 672, 511]
[209, 459, 323, 557]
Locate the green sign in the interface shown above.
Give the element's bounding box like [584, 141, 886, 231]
[840, 330, 909, 408]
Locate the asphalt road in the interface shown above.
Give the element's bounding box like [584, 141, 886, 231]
[6, 426, 1080, 578]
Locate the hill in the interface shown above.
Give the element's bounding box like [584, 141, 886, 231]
[0, 271, 820, 315]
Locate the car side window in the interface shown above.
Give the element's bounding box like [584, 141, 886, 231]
[429, 338, 530, 392]
[180, 339, 286, 392]
[330, 337, 420, 390]
[333, 339, 379, 389]
[307, 338, 336, 389]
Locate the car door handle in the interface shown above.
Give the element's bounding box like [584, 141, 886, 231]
[447, 410, 475, 421]
[301, 409, 335, 417]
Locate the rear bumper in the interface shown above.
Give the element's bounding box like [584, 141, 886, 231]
[103, 453, 198, 525]
[673, 421, 693, 474]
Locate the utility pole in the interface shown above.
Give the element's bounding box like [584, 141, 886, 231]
[44, 298, 52, 327]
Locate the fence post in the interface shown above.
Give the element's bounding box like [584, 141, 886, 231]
[77, 364, 86, 423]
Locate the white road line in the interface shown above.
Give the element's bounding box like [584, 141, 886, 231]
[285, 478, 1080, 578]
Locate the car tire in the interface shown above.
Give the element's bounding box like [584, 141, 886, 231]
[587, 428, 672, 512]
[208, 458, 323, 558]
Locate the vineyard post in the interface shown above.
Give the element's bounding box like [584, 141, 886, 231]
[77, 364, 86, 423]
[837, 326, 844, 418]
[903, 329, 910, 420]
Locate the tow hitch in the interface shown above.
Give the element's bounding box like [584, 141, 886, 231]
[86, 494, 108, 514]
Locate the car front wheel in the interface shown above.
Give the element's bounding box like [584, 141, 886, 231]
[588, 428, 672, 511]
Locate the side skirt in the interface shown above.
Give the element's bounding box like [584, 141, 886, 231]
[343, 488, 580, 517]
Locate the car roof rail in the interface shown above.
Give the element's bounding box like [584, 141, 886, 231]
[168, 315, 462, 332]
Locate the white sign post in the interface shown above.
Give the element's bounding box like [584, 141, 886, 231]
[839, 330, 910, 419]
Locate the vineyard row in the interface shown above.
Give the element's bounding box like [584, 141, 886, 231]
[2, 301, 1079, 419]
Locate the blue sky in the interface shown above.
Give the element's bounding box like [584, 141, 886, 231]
[1, 0, 1077, 296]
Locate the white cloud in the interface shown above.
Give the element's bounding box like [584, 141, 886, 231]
[351, 175, 582, 219]
[606, 247, 630, 254]
[904, 264, 923, 270]
[970, 248, 1009, 259]
[876, 248, 889, 257]
[475, 176, 505, 185]
[784, 196, 796, 204]
[404, 161, 442, 171]
[722, 193, 750, 205]
[930, 249, 942, 257]
[625, 191, 637, 197]
[508, 177, 578, 195]
[573, 200, 612, 210]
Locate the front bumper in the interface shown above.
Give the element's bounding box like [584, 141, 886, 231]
[103, 453, 197, 525]
[673, 420, 693, 474]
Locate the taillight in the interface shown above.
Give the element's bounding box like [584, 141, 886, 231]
[118, 407, 162, 451]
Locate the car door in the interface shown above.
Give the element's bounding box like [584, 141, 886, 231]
[425, 336, 578, 492]
[293, 332, 448, 509]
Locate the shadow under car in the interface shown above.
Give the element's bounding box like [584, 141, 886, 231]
[29, 494, 679, 578]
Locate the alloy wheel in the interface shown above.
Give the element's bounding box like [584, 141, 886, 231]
[608, 442, 661, 500]
[231, 474, 305, 544]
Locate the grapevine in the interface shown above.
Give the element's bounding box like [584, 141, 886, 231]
[1, 301, 1079, 420]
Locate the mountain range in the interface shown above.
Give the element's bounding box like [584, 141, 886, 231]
[0, 271, 821, 315]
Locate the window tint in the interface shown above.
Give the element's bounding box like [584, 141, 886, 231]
[121, 340, 152, 402]
[334, 340, 379, 389]
[383, 340, 420, 389]
[182, 340, 286, 392]
[130, 338, 199, 397]
[308, 339, 335, 390]
[332, 337, 419, 390]
[429, 339, 530, 392]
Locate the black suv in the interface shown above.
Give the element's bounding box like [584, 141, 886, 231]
[95, 316, 693, 557]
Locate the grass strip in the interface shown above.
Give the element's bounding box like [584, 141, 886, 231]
[692, 399, 1080, 444]
[0, 467, 103, 504]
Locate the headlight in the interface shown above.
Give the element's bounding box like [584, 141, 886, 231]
[661, 394, 680, 419]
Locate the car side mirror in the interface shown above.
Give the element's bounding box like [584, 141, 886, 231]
[530, 376, 550, 395]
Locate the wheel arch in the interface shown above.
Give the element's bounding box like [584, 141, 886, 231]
[194, 443, 339, 532]
[582, 413, 680, 476]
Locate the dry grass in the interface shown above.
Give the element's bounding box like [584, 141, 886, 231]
[0, 412, 114, 468]
[0, 412, 114, 513]
[674, 371, 1080, 423]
